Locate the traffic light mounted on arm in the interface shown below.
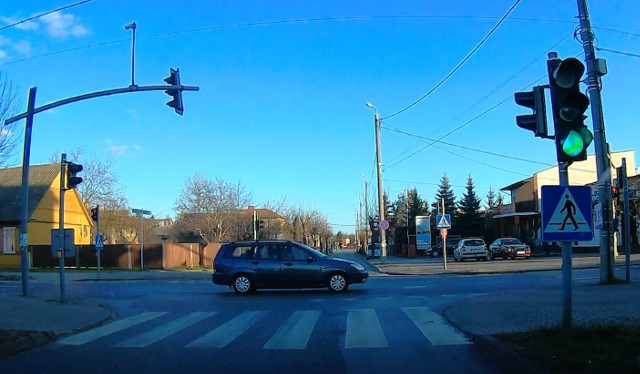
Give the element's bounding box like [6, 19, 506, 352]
[164, 68, 184, 115]
[514, 85, 549, 138]
[547, 57, 593, 164]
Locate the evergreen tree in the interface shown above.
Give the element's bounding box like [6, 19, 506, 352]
[457, 174, 483, 238]
[431, 173, 457, 236]
[484, 186, 498, 244]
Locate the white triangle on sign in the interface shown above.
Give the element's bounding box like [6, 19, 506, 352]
[544, 188, 591, 234]
[438, 215, 450, 227]
[96, 235, 104, 247]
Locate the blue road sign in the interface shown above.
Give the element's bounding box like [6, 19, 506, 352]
[541, 186, 593, 241]
[436, 214, 451, 229]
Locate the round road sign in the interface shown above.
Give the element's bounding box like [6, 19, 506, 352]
[379, 219, 389, 231]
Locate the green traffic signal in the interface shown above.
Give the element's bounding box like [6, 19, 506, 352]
[547, 56, 592, 164]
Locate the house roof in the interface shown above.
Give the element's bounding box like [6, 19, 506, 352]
[0, 163, 60, 223]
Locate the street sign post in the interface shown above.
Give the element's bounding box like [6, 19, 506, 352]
[542, 186, 593, 241]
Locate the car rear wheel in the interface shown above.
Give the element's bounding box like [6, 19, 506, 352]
[431, 250, 440, 257]
[327, 273, 349, 293]
[232, 274, 254, 294]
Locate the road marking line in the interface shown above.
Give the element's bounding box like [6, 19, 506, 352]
[345, 309, 388, 348]
[263, 310, 321, 349]
[186, 311, 266, 348]
[115, 312, 216, 348]
[402, 307, 470, 345]
[58, 312, 167, 345]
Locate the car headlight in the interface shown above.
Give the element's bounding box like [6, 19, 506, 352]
[350, 263, 365, 271]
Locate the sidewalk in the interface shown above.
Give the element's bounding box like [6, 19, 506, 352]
[1, 253, 639, 363]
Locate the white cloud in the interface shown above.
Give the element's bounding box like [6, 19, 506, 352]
[1, 16, 39, 31]
[0, 50, 6, 59]
[105, 140, 142, 157]
[40, 11, 88, 38]
[11, 40, 31, 56]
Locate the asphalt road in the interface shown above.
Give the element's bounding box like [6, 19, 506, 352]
[0, 274, 514, 373]
[1, 259, 635, 374]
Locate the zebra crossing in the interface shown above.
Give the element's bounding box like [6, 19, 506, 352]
[57, 306, 470, 350]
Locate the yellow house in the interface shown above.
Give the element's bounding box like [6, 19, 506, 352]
[0, 163, 93, 268]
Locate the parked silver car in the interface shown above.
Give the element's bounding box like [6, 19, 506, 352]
[453, 238, 489, 261]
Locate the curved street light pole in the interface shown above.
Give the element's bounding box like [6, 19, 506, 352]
[365, 102, 387, 260]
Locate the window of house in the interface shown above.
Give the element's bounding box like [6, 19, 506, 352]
[2, 227, 16, 254]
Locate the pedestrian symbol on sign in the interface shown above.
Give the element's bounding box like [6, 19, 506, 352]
[559, 194, 579, 231]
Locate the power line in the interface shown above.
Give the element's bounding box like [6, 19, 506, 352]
[383, 33, 572, 167]
[596, 46, 640, 58]
[381, 124, 551, 166]
[0, 0, 95, 32]
[381, 0, 522, 121]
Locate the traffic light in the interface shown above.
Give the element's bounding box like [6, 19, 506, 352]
[258, 219, 265, 232]
[90, 206, 99, 222]
[514, 85, 548, 137]
[547, 57, 593, 163]
[65, 162, 83, 189]
[164, 67, 184, 115]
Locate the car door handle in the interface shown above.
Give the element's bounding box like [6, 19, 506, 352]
[284, 262, 294, 266]
[252, 261, 260, 265]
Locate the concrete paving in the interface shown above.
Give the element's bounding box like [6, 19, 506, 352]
[1, 252, 639, 372]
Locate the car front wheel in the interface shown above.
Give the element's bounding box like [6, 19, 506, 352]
[431, 250, 440, 257]
[232, 274, 254, 294]
[327, 273, 349, 293]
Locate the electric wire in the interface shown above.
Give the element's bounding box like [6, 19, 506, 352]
[0, 0, 95, 32]
[381, 0, 522, 121]
[596, 47, 640, 58]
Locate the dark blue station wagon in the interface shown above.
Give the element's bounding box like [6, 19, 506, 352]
[212, 240, 368, 294]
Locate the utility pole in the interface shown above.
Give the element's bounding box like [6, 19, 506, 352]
[361, 174, 369, 249]
[577, 0, 614, 282]
[365, 102, 387, 260]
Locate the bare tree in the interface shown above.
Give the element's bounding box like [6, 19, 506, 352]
[174, 173, 252, 243]
[0, 72, 21, 167]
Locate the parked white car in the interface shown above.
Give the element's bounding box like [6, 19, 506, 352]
[453, 238, 489, 261]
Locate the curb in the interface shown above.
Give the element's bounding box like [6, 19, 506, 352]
[0, 303, 113, 358]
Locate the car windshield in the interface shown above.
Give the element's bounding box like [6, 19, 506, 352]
[502, 239, 523, 245]
[464, 239, 485, 246]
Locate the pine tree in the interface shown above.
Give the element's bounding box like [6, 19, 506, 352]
[457, 174, 483, 238]
[431, 173, 457, 236]
[484, 186, 498, 243]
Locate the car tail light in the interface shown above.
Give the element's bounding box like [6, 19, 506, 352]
[461, 246, 466, 253]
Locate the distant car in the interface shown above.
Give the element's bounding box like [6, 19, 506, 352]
[212, 240, 368, 294]
[489, 238, 531, 260]
[428, 238, 461, 257]
[453, 238, 489, 261]
[366, 243, 381, 259]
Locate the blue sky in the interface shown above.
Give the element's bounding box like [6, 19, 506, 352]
[1, 1, 638, 233]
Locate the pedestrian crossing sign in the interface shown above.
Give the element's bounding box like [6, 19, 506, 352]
[95, 234, 104, 250]
[436, 214, 451, 229]
[541, 186, 593, 241]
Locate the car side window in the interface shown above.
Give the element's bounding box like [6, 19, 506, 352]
[255, 244, 280, 260]
[286, 245, 310, 261]
[491, 239, 500, 246]
[226, 245, 254, 259]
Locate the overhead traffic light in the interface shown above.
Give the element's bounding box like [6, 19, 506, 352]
[164, 67, 184, 115]
[65, 162, 83, 189]
[547, 57, 593, 164]
[514, 85, 548, 138]
[91, 206, 99, 222]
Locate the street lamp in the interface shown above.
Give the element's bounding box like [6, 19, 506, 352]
[123, 21, 137, 86]
[364, 102, 387, 260]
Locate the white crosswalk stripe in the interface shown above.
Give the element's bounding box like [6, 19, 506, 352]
[57, 306, 472, 350]
[263, 310, 321, 349]
[58, 312, 167, 346]
[402, 307, 471, 345]
[115, 312, 216, 348]
[186, 311, 266, 348]
[345, 309, 388, 348]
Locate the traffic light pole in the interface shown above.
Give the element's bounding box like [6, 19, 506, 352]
[558, 162, 573, 328]
[576, 0, 615, 283]
[58, 154, 68, 304]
